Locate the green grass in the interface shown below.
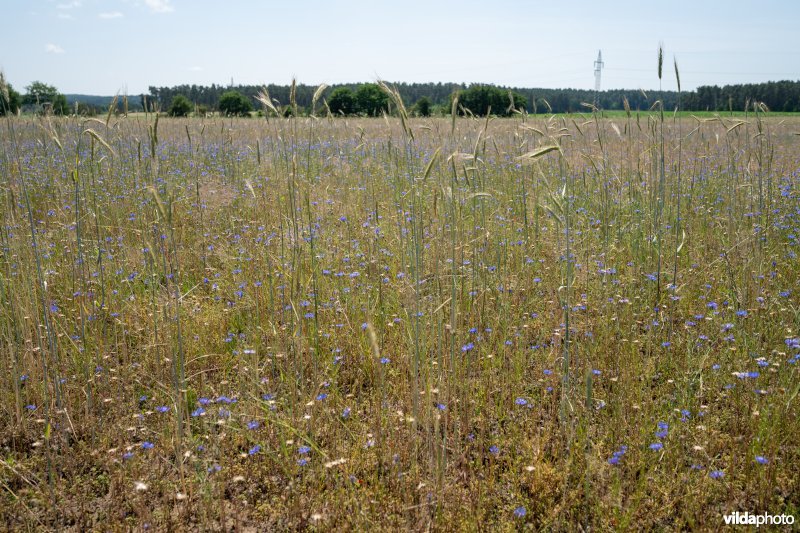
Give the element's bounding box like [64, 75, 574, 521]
[0, 109, 798, 530]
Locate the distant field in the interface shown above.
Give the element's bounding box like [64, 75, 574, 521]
[588, 109, 800, 119]
[1, 111, 798, 530]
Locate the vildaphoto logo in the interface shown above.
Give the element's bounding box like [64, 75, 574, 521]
[723, 511, 795, 527]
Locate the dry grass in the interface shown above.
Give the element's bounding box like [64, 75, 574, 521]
[0, 110, 799, 530]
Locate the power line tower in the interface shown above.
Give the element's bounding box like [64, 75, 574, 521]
[593, 50, 604, 106]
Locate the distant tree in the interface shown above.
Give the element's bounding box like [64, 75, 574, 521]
[0, 79, 21, 115]
[76, 102, 99, 116]
[23, 81, 68, 114]
[413, 96, 432, 117]
[328, 87, 356, 115]
[355, 84, 389, 116]
[455, 85, 527, 116]
[168, 94, 192, 117]
[219, 90, 253, 117]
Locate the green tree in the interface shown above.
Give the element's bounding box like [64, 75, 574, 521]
[413, 96, 432, 117]
[76, 102, 99, 116]
[0, 78, 21, 115]
[355, 84, 389, 116]
[218, 90, 253, 117]
[328, 87, 356, 115]
[23, 81, 68, 114]
[455, 85, 527, 116]
[168, 94, 193, 117]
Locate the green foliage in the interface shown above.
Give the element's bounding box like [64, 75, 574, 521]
[23, 81, 69, 114]
[328, 87, 356, 116]
[145, 80, 800, 117]
[0, 81, 21, 115]
[168, 94, 193, 117]
[219, 90, 253, 117]
[455, 85, 527, 116]
[355, 84, 389, 116]
[75, 102, 100, 116]
[325, 85, 390, 116]
[412, 96, 432, 117]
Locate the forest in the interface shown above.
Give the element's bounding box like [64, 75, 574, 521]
[143, 79, 800, 115]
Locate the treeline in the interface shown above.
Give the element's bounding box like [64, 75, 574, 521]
[145, 79, 800, 116]
[5, 78, 800, 117]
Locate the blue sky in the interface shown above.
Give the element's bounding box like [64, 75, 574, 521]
[2, 0, 799, 95]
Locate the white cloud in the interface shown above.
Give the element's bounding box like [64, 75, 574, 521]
[57, 13, 74, 19]
[144, 0, 174, 13]
[57, 1, 81, 9]
[46, 43, 65, 54]
[98, 11, 124, 19]
[188, 66, 203, 72]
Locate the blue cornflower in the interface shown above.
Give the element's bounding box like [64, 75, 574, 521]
[316, 393, 328, 401]
[515, 397, 528, 406]
[649, 442, 663, 451]
[156, 406, 170, 413]
[298, 446, 311, 455]
[513, 506, 526, 518]
[755, 456, 768, 465]
[141, 441, 154, 450]
[249, 444, 261, 456]
[709, 470, 725, 479]
[489, 445, 499, 455]
[247, 420, 260, 430]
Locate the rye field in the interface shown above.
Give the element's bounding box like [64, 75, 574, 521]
[1, 106, 799, 530]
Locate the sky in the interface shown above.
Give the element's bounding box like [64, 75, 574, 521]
[1, 0, 799, 96]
